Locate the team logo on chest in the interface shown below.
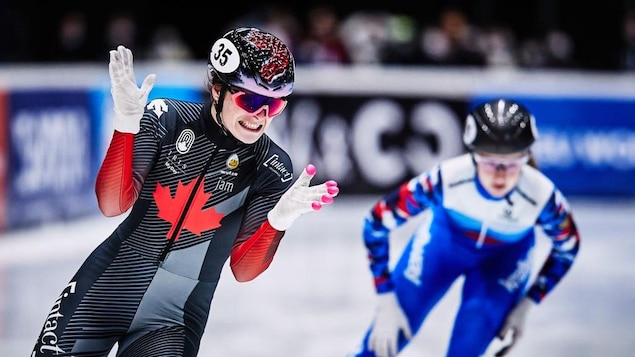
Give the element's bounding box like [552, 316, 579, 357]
[153, 179, 224, 241]
[176, 129, 195, 154]
[220, 153, 239, 178]
[498, 199, 521, 223]
[502, 207, 514, 220]
[226, 153, 239, 170]
[264, 154, 293, 182]
[216, 153, 239, 193]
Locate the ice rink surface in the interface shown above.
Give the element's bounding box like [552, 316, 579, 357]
[1, 195, 633, 357]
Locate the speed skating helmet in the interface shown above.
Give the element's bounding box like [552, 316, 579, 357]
[463, 98, 538, 154]
[207, 27, 295, 98]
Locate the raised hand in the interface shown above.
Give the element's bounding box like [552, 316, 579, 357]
[109, 45, 156, 133]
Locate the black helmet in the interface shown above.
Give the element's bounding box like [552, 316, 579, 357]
[463, 99, 538, 154]
[207, 27, 294, 98]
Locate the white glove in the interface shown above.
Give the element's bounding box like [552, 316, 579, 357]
[267, 164, 339, 231]
[368, 292, 413, 357]
[109, 45, 156, 133]
[495, 297, 535, 356]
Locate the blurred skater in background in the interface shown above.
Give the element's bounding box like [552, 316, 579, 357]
[347, 98, 580, 357]
[32, 27, 338, 356]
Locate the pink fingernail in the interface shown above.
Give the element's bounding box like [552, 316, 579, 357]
[326, 180, 337, 187]
[327, 186, 339, 195]
[305, 164, 316, 175]
[321, 195, 334, 204]
[311, 202, 322, 210]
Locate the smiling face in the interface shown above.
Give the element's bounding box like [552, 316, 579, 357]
[211, 84, 286, 144]
[473, 151, 528, 197]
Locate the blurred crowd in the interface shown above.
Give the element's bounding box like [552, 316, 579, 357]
[3, 4, 635, 71]
[232, 5, 635, 71]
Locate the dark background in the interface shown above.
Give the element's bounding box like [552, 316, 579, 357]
[0, 0, 631, 70]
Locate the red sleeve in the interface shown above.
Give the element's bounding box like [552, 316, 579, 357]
[230, 220, 286, 282]
[95, 131, 139, 217]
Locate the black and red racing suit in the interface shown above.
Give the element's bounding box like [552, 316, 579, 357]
[32, 98, 294, 356]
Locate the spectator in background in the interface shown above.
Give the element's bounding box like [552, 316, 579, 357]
[480, 26, 517, 68]
[379, 14, 425, 65]
[101, 10, 145, 59]
[517, 30, 576, 69]
[543, 30, 577, 68]
[296, 5, 350, 65]
[622, 9, 635, 70]
[261, 6, 302, 54]
[420, 7, 486, 66]
[339, 11, 388, 64]
[146, 24, 193, 61]
[53, 11, 94, 62]
[517, 37, 548, 68]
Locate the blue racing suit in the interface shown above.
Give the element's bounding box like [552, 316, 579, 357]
[349, 153, 580, 357]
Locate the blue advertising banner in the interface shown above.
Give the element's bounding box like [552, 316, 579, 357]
[7, 89, 99, 229]
[0, 91, 7, 231]
[279, 94, 634, 196]
[148, 86, 204, 103]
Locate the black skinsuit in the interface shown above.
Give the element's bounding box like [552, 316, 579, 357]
[32, 98, 294, 356]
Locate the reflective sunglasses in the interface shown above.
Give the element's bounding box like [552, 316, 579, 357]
[473, 153, 529, 173]
[228, 86, 287, 116]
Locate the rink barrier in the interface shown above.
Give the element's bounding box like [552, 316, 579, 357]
[0, 64, 633, 230]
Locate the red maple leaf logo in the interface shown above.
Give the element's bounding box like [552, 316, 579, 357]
[153, 178, 224, 241]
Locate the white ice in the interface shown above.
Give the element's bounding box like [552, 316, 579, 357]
[2, 196, 634, 357]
